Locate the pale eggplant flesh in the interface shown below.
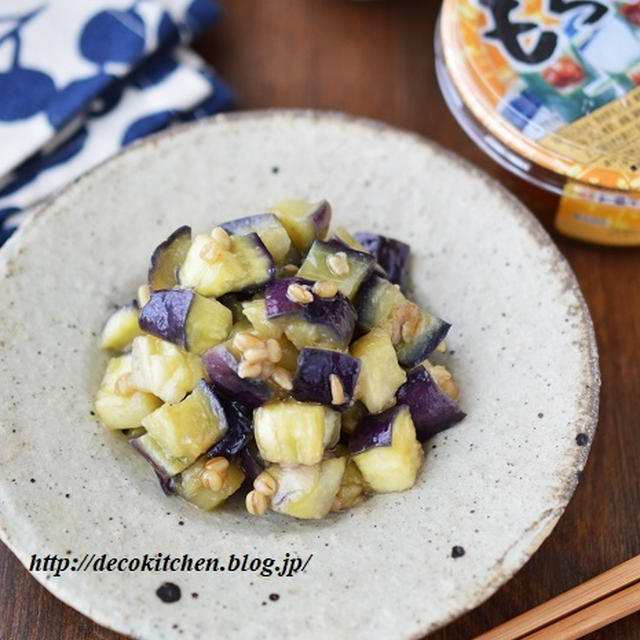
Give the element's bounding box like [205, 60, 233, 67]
[148, 225, 192, 291]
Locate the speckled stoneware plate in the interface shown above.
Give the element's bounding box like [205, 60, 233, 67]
[0, 111, 599, 640]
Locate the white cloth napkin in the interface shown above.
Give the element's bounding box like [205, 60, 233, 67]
[0, 0, 232, 244]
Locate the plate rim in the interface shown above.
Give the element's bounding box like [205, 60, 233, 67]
[0, 108, 600, 639]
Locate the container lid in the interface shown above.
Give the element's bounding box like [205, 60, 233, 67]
[440, 0, 640, 192]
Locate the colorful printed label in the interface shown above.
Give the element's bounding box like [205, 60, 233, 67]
[441, 0, 640, 190]
[557, 181, 640, 244]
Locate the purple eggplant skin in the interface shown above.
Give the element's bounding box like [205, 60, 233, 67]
[311, 200, 332, 242]
[396, 366, 465, 442]
[238, 440, 266, 482]
[129, 436, 178, 495]
[220, 212, 277, 235]
[148, 225, 192, 291]
[156, 472, 177, 496]
[264, 277, 357, 344]
[395, 315, 451, 368]
[292, 348, 361, 411]
[221, 213, 300, 268]
[356, 275, 450, 367]
[238, 232, 277, 295]
[206, 394, 253, 458]
[264, 277, 315, 317]
[138, 288, 193, 348]
[348, 405, 404, 455]
[353, 232, 410, 286]
[202, 344, 273, 408]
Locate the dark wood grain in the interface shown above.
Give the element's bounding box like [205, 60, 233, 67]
[2, 1, 639, 638]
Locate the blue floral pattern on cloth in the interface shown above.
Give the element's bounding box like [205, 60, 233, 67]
[0, 0, 232, 245]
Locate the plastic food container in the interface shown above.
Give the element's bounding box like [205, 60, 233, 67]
[435, 0, 640, 245]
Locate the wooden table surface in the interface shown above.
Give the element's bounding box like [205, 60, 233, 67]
[2, 1, 639, 639]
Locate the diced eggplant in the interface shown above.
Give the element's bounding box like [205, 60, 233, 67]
[396, 365, 465, 442]
[296, 240, 375, 298]
[139, 288, 232, 354]
[202, 344, 273, 407]
[130, 335, 204, 404]
[356, 275, 450, 367]
[292, 348, 361, 411]
[349, 405, 423, 493]
[238, 439, 266, 482]
[329, 227, 370, 253]
[350, 328, 406, 414]
[270, 199, 331, 254]
[148, 225, 192, 291]
[130, 432, 193, 480]
[185, 293, 234, 353]
[138, 289, 191, 348]
[94, 355, 162, 430]
[99, 301, 144, 352]
[253, 400, 341, 465]
[179, 232, 275, 297]
[353, 232, 410, 285]
[241, 298, 285, 339]
[264, 277, 356, 350]
[394, 314, 451, 368]
[206, 395, 254, 458]
[268, 456, 347, 519]
[220, 213, 299, 267]
[177, 456, 245, 511]
[141, 380, 228, 459]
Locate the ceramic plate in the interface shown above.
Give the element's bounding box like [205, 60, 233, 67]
[0, 111, 599, 640]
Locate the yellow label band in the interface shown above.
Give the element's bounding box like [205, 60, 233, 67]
[556, 182, 640, 246]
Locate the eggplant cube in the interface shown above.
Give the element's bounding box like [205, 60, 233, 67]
[330, 226, 370, 253]
[350, 405, 424, 493]
[142, 380, 228, 459]
[396, 365, 465, 442]
[292, 348, 361, 411]
[269, 456, 347, 519]
[270, 199, 331, 254]
[264, 277, 357, 350]
[221, 213, 296, 267]
[94, 355, 162, 430]
[394, 311, 451, 368]
[353, 232, 410, 286]
[99, 301, 143, 352]
[253, 400, 341, 466]
[356, 275, 450, 367]
[130, 432, 193, 479]
[202, 344, 273, 408]
[130, 335, 204, 404]
[297, 240, 375, 298]
[148, 225, 192, 291]
[179, 232, 275, 297]
[350, 328, 406, 414]
[177, 456, 245, 511]
[139, 288, 232, 354]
